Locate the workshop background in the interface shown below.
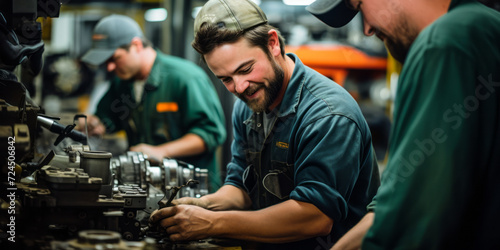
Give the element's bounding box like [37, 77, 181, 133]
[22, 0, 500, 178]
[27, 0, 398, 174]
[2, 0, 500, 248]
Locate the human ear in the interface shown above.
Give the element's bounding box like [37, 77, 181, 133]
[267, 29, 281, 57]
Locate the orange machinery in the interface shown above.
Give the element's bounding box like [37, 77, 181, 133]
[286, 44, 387, 88]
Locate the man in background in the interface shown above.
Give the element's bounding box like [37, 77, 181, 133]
[80, 14, 227, 191]
[307, 0, 500, 249]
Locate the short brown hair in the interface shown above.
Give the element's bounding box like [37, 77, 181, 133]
[120, 37, 153, 50]
[192, 23, 286, 61]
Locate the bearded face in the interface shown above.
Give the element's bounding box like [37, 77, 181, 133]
[236, 57, 284, 112]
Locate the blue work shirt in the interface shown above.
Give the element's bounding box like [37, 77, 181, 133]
[225, 53, 380, 249]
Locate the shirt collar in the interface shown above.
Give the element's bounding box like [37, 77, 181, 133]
[448, 0, 472, 11]
[276, 53, 304, 118]
[143, 49, 162, 90]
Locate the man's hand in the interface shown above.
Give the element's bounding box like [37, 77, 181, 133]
[150, 205, 215, 241]
[171, 197, 210, 208]
[76, 114, 106, 136]
[129, 143, 163, 164]
[331, 212, 374, 250]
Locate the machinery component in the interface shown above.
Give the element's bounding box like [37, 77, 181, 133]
[160, 158, 209, 199]
[3, 148, 210, 246]
[80, 150, 113, 196]
[12, 164, 148, 248]
[52, 230, 146, 250]
[0, 1, 225, 248]
[111, 152, 209, 201]
[0, 81, 40, 166]
[158, 179, 200, 208]
[37, 114, 88, 146]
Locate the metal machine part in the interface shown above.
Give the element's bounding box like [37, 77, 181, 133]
[37, 115, 88, 146]
[52, 230, 148, 250]
[81, 150, 113, 197]
[3, 149, 212, 249]
[0, 1, 223, 248]
[158, 179, 200, 208]
[111, 152, 209, 202]
[13, 164, 148, 246]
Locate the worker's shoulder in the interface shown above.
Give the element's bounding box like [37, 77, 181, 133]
[297, 68, 367, 129]
[418, 2, 500, 54]
[156, 52, 206, 75]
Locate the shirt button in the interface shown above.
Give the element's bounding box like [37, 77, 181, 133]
[257, 123, 262, 127]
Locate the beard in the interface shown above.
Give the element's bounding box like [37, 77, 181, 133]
[378, 17, 418, 63]
[237, 58, 284, 113]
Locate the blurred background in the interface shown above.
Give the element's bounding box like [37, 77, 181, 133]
[16, 0, 500, 174]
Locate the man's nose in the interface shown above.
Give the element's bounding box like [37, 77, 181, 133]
[234, 77, 249, 95]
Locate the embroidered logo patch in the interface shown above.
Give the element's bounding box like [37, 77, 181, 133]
[276, 141, 289, 149]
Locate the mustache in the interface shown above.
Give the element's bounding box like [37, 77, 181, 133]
[244, 85, 261, 96]
[237, 84, 263, 100]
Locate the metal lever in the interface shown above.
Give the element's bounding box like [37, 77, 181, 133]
[143, 179, 200, 236]
[157, 179, 199, 208]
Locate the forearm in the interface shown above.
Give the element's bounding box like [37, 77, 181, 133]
[200, 185, 252, 211]
[157, 133, 207, 158]
[331, 212, 374, 250]
[211, 199, 333, 243]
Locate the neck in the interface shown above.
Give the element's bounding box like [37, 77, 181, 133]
[137, 47, 157, 80]
[267, 54, 295, 112]
[411, 0, 452, 32]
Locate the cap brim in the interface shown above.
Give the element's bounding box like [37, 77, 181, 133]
[81, 48, 115, 66]
[306, 0, 358, 28]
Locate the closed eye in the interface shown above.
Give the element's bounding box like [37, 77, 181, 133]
[239, 65, 253, 74]
[346, 0, 362, 11]
[220, 77, 232, 84]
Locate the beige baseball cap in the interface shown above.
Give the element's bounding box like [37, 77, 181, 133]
[194, 0, 268, 35]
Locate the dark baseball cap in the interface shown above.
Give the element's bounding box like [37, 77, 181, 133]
[306, 0, 358, 28]
[194, 0, 268, 35]
[81, 14, 144, 66]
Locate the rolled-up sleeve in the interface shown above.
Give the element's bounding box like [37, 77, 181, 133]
[290, 115, 365, 221]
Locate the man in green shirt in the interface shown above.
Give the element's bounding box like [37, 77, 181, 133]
[308, 0, 500, 249]
[81, 15, 226, 191]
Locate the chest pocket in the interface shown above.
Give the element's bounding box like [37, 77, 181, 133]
[263, 161, 294, 199]
[149, 112, 171, 143]
[243, 150, 295, 210]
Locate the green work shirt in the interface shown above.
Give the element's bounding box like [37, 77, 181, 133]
[95, 51, 226, 191]
[363, 0, 500, 249]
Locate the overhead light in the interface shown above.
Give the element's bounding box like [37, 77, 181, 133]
[145, 8, 168, 22]
[283, 0, 315, 6]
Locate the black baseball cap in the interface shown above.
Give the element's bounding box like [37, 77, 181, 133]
[306, 0, 358, 28]
[81, 14, 144, 66]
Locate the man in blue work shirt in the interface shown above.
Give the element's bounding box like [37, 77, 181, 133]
[150, 0, 380, 248]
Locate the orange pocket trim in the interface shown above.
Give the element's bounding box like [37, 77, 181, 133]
[156, 102, 179, 112]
